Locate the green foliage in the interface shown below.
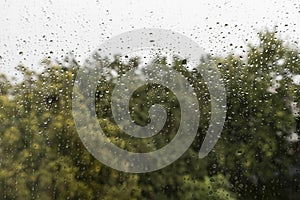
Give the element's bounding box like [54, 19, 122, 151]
[0, 30, 299, 199]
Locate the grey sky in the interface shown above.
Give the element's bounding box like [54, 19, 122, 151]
[0, 0, 299, 78]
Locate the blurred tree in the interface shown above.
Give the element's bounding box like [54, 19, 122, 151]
[209, 31, 300, 199]
[0, 30, 299, 199]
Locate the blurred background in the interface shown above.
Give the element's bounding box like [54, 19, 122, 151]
[0, 0, 300, 199]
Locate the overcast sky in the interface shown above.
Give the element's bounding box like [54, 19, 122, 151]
[0, 0, 299, 77]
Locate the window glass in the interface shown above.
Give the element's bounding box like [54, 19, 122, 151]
[0, 0, 299, 199]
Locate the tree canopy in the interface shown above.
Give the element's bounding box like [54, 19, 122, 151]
[0, 31, 299, 199]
